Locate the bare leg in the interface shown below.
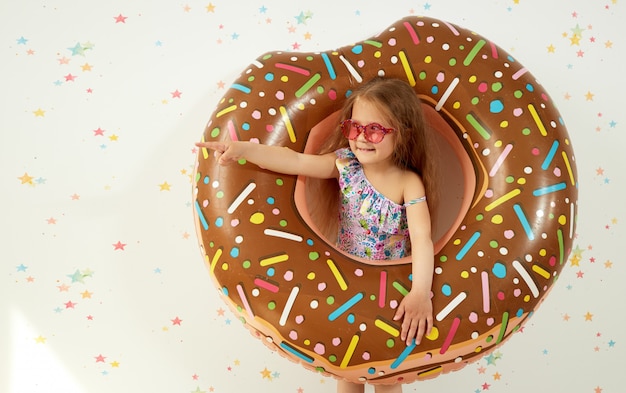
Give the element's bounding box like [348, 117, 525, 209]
[374, 384, 403, 393]
[336, 380, 365, 393]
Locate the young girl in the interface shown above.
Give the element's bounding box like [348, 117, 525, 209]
[197, 77, 436, 393]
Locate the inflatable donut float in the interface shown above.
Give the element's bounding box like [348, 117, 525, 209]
[193, 16, 578, 384]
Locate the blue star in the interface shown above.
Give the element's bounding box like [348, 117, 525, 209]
[67, 270, 85, 283]
[259, 5, 267, 13]
[67, 42, 85, 56]
[295, 11, 306, 24]
[231, 32, 239, 40]
[155, 40, 163, 47]
[16, 264, 28, 272]
[424, 3, 432, 10]
[17, 36, 28, 45]
[154, 268, 162, 273]
[608, 340, 616, 347]
[609, 120, 617, 128]
[53, 307, 63, 313]
[485, 353, 496, 365]
[53, 80, 63, 86]
[35, 177, 46, 185]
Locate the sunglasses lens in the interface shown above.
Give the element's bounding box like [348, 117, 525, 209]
[341, 120, 358, 140]
[364, 124, 385, 143]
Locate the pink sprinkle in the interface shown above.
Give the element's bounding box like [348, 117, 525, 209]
[252, 110, 261, 120]
[362, 351, 370, 360]
[469, 312, 478, 323]
[284, 270, 294, 281]
[289, 330, 298, 340]
[332, 337, 341, 346]
[314, 343, 325, 355]
[354, 268, 363, 277]
[504, 230, 515, 239]
[388, 38, 397, 46]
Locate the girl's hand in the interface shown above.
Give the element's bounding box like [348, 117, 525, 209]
[195, 141, 245, 165]
[393, 290, 433, 346]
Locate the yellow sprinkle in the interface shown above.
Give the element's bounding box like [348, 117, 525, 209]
[374, 319, 400, 337]
[260, 254, 289, 267]
[250, 212, 265, 224]
[340, 334, 360, 368]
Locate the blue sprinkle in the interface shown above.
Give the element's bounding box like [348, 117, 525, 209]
[492, 262, 507, 279]
[490, 99, 504, 113]
[352, 45, 363, 54]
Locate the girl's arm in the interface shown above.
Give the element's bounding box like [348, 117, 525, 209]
[393, 172, 435, 346]
[196, 140, 338, 179]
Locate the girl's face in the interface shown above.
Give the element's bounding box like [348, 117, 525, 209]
[348, 98, 396, 168]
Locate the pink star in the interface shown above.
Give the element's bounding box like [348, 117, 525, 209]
[291, 42, 301, 50]
[171, 89, 182, 98]
[112, 241, 126, 250]
[87, 315, 94, 320]
[93, 127, 105, 136]
[192, 374, 199, 380]
[95, 354, 106, 362]
[171, 317, 183, 325]
[64, 73, 77, 81]
[482, 382, 491, 390]
[114, 14, 127, 23]
[65, 300, 77, 309]
[576, 270, 584, 278]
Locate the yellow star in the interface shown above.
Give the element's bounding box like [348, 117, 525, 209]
[569, 254, 580, 266]
[35, 335, 46, 344]
[304, 31, 312, 40]
[493, 372, 502, 380]
[605, 40, 613, 48]
[109, 134, 119, 141]
[81, 63, 93, 71]
[569, 34, 581, 46]
[206, 2, 216, 12]
[33, 108, 45, 117]
[585, 91, 595, 101]
[547, 44, 555, 53]
[18, 172, 34, 184]
[234, 359, 240, 366]
[159, 182, 171, 191]
[260, 367, 272, 379]
[81, 290, 93, 299]
[110, 360, 120, 368]
[584, 312, 593, 321]
[604, 260, 613, 269]
[611, 217, 618, 225]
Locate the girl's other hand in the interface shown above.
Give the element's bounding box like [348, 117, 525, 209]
[393, 290, 433, 346]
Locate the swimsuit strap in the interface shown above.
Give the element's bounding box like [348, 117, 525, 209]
[403, 195, 427, 207]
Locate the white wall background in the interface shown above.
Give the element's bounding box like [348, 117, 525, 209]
[2, 1, 623, 392]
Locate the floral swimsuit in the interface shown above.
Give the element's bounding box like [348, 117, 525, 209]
[335, 148, 426, 260]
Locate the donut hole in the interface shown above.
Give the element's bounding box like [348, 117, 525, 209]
[294, 104, 475, 265]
